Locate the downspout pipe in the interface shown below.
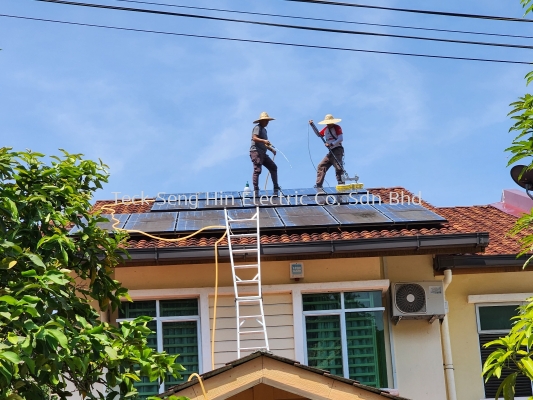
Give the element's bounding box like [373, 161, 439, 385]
[441, 269, 457, 400]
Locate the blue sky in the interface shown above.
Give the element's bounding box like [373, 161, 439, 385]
[1, 0, 532, 206]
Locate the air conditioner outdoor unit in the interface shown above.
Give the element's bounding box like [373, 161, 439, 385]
[391, 281, 446, 324]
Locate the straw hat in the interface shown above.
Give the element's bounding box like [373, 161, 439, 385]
[253, 111, 275, 124]
[318, 114, 342, 125]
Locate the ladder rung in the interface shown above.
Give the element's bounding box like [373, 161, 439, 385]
[234, 264, 259, 269]
[232, 248, 258, 253]
[229, 233, 257, 238]
[236, 280, 259, 285]
[240, 330, 266, 335]
[236, 297, 261, 302]
[228, 218, 257, 223]
[238, 314, 263, 319]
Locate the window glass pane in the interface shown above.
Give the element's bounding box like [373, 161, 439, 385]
[479, 334, 533, 397]
[119, 301, 157, 319]
[303, 293, 341, 311]
[479, 305, 519, 331]
[133, 320, 158, 399]
[305, 315, 343, 376]
[346, 311, 387, 388]
[160, 299, 199, 317]
[344, 291, 382, 309]
[163, 321, 199, 391]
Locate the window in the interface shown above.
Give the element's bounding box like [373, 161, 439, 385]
[477, 304, 533, 398]
[118, 299, 201, 399]
[303, 291, 388, 388]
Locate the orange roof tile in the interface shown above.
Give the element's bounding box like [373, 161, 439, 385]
[92, 187, 524, 256]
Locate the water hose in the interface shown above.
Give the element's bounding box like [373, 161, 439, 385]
[97, 200, 227, 398]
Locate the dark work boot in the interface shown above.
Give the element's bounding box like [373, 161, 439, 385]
[314, 184, 325, 194]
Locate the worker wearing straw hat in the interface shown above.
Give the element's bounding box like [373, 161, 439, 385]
[250, 112, 281, 194]
[313, 114, 344, 189]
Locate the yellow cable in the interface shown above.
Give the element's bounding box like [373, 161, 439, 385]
[187, 373, 210, 400]
[211, 230, 227, 370]
[96, 199, 229, 385]
[100, 203, 225, 241]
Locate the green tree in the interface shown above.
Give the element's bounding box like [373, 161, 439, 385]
[482, 1, 533, 398]
[0, 148, 185, 399]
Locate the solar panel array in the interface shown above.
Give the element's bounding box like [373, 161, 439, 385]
[150, 188, 378, 212]
[70, 188, 446, 235]
[69, 213, 130, 234]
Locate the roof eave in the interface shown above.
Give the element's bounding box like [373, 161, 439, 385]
[124, 233, 489, 263]
[434, 254, 528, 271]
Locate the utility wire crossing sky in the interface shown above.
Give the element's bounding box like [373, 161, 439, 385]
[2, 0, 532, 207]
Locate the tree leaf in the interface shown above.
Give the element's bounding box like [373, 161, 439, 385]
[0, 296, 17, 305]
[47, 329, 69, 350]
[0, 351, 21, 364]
[26, 253, 45, 268]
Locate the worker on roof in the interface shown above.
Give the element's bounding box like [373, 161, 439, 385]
[312, 114, 344, 190]
[250, 112, 281, 195]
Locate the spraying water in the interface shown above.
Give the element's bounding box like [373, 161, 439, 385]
[273, 146, 292, 168]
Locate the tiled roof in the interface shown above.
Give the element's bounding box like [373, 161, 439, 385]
[92, 187, 524, 256]
[161, 351, 409, 399]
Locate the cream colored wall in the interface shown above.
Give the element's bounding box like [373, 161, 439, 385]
[115, 257, 382, 290]
[446, 270, 533, 400]
[384, 255, 447, 400]
[116, 255, 458, 400]
[210, 293, 295, 368]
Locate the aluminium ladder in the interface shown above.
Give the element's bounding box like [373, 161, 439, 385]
[224, 207, 269, 358]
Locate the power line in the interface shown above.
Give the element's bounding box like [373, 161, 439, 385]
[285, 0, 533, 23]
[113, 0, 533, 40]
[1, 13, 531, 65]
[34, 0, 533, 51]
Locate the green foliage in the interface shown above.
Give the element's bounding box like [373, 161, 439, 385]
[482, 302, 533, 400]
[0, 148, 185, 399]
[483, 2, 533, 398]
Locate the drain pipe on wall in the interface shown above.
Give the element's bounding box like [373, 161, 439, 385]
[441, 269, 457, 400]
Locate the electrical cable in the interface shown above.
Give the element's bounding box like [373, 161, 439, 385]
[33, 0, 533, 51]
[113, 0, 533, 40]
[3, 14, 531, 65]
[307, 123, 330, 188]
[99, 201, 227, 380]
[285, 0, 533, 23]
[211, 231, 227, 371]
[187, 373, 210, 399]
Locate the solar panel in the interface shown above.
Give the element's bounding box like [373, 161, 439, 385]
[155, 192, 207, 202]
[242, 194, 293, 207]
[372, 203, 447, 223]
[153, 199, 244, 211]
[227, 208, 284, 229]
[240, 189, 278, 199]
[69, 213, 130, 234]
[294, 193, 365, 206]
[275, 206, 338, 227]
[215, 191, 241, 201]
[175, 210, 226, 232]
[294, 194, 333, 206]
[123, 212, 178, 232]
[280, 188, 326, 196]
[151, 201, 198, 212]
[324, 204, 392, 225]
[198, 199, 243, 209]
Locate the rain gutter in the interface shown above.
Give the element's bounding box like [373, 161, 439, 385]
[125, 233, 489, 262]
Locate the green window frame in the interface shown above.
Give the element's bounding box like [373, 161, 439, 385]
[302, 291, 388, 388]
[117, 299, 201, 398]
[476, 303, 533, 399]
